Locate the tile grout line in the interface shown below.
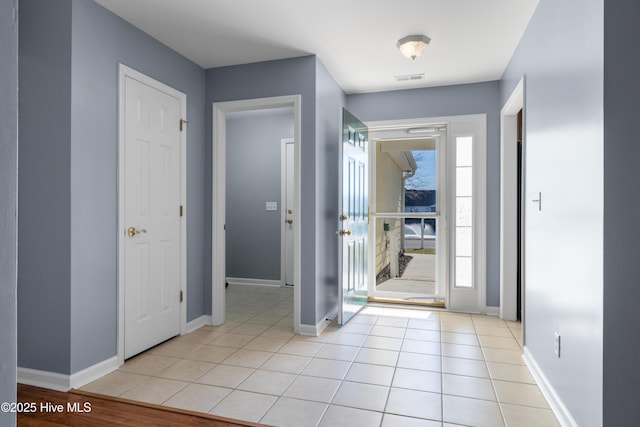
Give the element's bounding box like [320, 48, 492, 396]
[377, 313, 407, 425]
[86, 286, 559, 426]
[439, 315, 445, 425]
[475, 317, 509, 427]
[192, 287, 294, 420]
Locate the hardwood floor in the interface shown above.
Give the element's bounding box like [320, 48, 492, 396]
[17, 384, 268, 426]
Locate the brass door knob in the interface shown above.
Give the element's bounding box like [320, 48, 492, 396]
[336, 229, 352, 236]
[285, 219, 293, 224]
[127, 227, 148, 237]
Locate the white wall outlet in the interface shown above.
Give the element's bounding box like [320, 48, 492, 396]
[266, 202, 277, 211]
[554, 331, 561, 358]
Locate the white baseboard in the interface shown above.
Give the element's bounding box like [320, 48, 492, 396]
[486, 306, 500, 316]
[299, 306, 337, 337]
[522, 347, 578, 427]
[18, 367, 71, 392]
[298, 323, 320, 336]
[324, 306, 338, 323]
[70, 356, 119, 389]
[18, 356, 118, 392]
[226, 277, 282, 287]
[186, 315, 212, 333]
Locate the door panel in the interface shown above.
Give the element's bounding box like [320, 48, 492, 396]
[124, 76, 181, 358]
[339, 109, 369, 325]
[447, 117, 486, 313]
[284, 140, 295, 286]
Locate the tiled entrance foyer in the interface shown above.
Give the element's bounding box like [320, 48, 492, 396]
[81, 285, 560, 427]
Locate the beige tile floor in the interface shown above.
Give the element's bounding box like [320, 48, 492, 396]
[81, 285, 560, 427]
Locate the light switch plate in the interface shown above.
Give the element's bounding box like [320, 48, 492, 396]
[266, 202, 277, 211]
[532, 191, 542, 211]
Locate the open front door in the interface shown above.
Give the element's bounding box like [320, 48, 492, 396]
[338, 109, 369, 325]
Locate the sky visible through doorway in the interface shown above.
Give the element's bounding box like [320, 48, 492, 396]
[405, 150, 436, 191]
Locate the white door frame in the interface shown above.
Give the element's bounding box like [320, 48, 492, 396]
[117, 64, 188, 365]
[500, 77, 524, 321]
[281, 138, 295, 287]
[212, 95, 302, 333]
[366, 114, 487, 313]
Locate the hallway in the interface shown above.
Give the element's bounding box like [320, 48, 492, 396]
[80, 285, 559, 426]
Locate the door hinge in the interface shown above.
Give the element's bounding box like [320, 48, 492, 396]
[180, 205, 183, 217]
[179, 119, 189, 132]
[180, 290, 183, 303]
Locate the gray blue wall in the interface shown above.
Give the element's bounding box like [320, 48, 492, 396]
[500, 0, 603, 425]
[226, 111, 294, 280]
[0, 0, 18, 423]
[19, 0, 207, 375]
[15, 10, 616, 423]
[207, 57, 321, 325]
[603, 0, 640, 424]
[207, 57, 347, 325]
[347, 81, 501, 307]
[69, 0, 206, 372]
[18, 0, 73, 375]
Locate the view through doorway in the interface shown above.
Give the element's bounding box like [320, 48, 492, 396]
[212, 95, 302, 333]
[371, 129, 447, 306]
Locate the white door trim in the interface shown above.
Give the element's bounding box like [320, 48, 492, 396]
[500, 77, 524, 321]
[117, 64, 187, 365]
[212, 95, 302, 333]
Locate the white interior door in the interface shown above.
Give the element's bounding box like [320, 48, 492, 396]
[282, 138, 295, 286]
[123, 74, 182, 359]
[338, 109, 369, 325]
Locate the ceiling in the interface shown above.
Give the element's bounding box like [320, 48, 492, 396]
[95, 0, 539, 94]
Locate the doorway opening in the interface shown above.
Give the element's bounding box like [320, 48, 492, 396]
[367, 115, 487, 314]
[224, 108, 294, 288]
[516, 108, 523, 321]
[212, 96, 302, 334]
[372, 136, 445, 306]
[500, 78, 525, 323]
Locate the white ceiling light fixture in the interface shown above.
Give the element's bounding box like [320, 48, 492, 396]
[397, 35, 431, 60]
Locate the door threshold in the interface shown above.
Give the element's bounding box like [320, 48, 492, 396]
[368, 296, 445, 309]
